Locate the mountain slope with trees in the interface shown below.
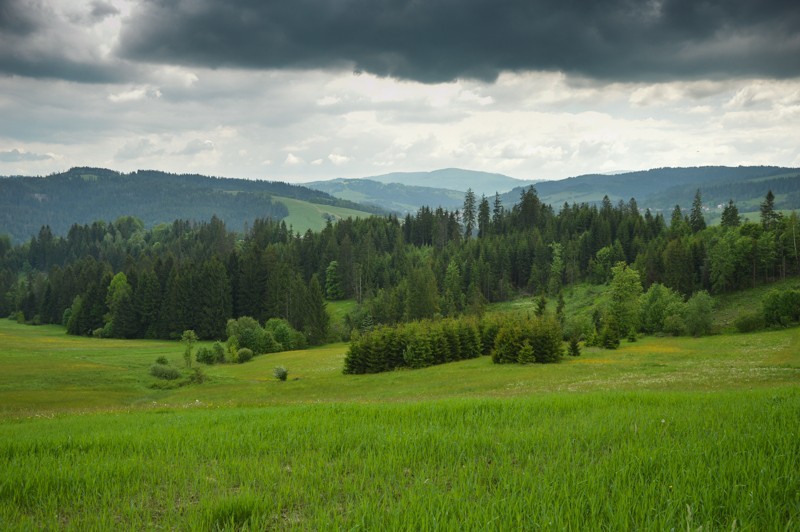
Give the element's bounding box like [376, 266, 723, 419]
[306, 178, 465, 213]
[311, 166, 799, 217]
[0, 167, 383, 243]
[501, 166, 799, 213]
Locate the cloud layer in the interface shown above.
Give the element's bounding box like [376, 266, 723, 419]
[0, 0, 798, 181]
[117, 0, 800, 83]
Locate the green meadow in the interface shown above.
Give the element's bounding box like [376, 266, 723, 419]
[1, 314, 799, 529]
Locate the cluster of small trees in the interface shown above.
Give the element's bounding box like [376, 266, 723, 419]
[579, 262, 717, 349]
[344, 314, 565, 374]
[735, 287, 800, 332]
[194, 316, 306, 365]
[489, 315, 564, 364]
[344, 318, 487, 374]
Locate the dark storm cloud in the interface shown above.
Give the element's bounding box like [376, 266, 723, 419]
[0, 0, 129, 82]
[88, 1, 120, 22]
[118, 0, 800, 83]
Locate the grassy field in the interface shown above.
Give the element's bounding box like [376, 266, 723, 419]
[1, 315, 799, 528]
[277, 196, 373, 234]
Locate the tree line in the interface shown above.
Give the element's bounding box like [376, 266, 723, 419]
[1, 186, 798, 344]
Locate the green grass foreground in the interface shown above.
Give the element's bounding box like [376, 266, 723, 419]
[1, 391, 798, 529]
[0, 319, 799, 529]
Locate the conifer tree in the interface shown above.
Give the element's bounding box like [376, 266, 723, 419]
[462, 188, 476, 239]
[689, 189, 706, 233]
[720, 199, 740, 228]
[325, 260, 345, 300]
[477, 195, 490, 238]
[760, 189, 780, 230]
[304, 274, 329, 345]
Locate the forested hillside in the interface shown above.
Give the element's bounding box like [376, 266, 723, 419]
[0, 167, 383, 243]
[501, 166, 799, 212]
[311, 166, 799, 216]
[307, 178, 465, 213]
[2, 183, 798, 346]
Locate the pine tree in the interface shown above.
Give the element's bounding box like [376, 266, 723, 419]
[760, 189, 780, 230]
[325, 260, 345, 300]
[689, 189, 706, 233]
[568, 336, 581, 357]
[492, 192, 504, 233]
[304, 274, 329, 345]
[518, 340, 535, 364]
[720, 199, 740, 228]
[463, 188, 476, 239]
[405, 263, 439, 321]
[477, 195, 490, 238]
[670, 205, 686, 235]
[194, 258, 232, 340]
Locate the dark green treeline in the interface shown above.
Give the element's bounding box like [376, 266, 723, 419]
[1, 188, 798, 341]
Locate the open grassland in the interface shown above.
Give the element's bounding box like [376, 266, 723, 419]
[1, 390, 797, 529]
[277, 196, 372, 233]
[1, 318, 799, 529]
[1, 319, 799, 414]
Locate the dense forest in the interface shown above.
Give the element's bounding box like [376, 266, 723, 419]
[1, 185, 798, 348]
[0, 167, 384, 243]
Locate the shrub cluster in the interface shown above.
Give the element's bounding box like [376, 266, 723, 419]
[344, 315, 563, 374]
[195, 317, 306, 366]
[490, 315, 563, 364]
[344, 317, 488, 374]
[149, 363, 180, 380]
[196, 342, 226, 365]
[762, 288, 800, 327]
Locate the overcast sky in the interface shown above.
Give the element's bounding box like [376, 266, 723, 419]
[1, 0, 798, 183]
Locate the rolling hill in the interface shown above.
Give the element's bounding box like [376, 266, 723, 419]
[306, 178, 466, 213]
[0, 167, 384, 242]
[311, 166, 800, 216]
[500, 165, 800, 214]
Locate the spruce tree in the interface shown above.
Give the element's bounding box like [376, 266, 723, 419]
[304, 274, 329, 345]
[462, 188, 476, 239]
[760, 189, 780, 230]
[477, 195, 490, 238]
[689, 189, 706, 233]
[325, 260, 345, 300]
[720, 200, 740, 228]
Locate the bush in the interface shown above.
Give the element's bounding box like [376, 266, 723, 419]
[236, 348, 254, 364]
[662, 314, 686, 336]
[226, 317, 279, 354]
[189, 367, 207, 384]
[195, 346, 216, 365]
[150, 364, 180, 380]
[155, 356, 168, 365]
[518, 340, 535, 364]
[734, 312, 765, 333]
[684, 291, 715, 337]
[568, 337, 581, 357]
[762, 288, 800, 327]
[491, 323, 524, 364]
[273, 366, 288, 381]
[212, 342, 226, 363]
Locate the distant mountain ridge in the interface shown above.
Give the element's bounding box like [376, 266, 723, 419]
[310, 165, 800, 216]
[0, 167, 383, 243]
[501, 166, 800, 213]
[307, 168, 535, 214]
[364, 168, 536, 197]
[307, 178, 466, 213]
